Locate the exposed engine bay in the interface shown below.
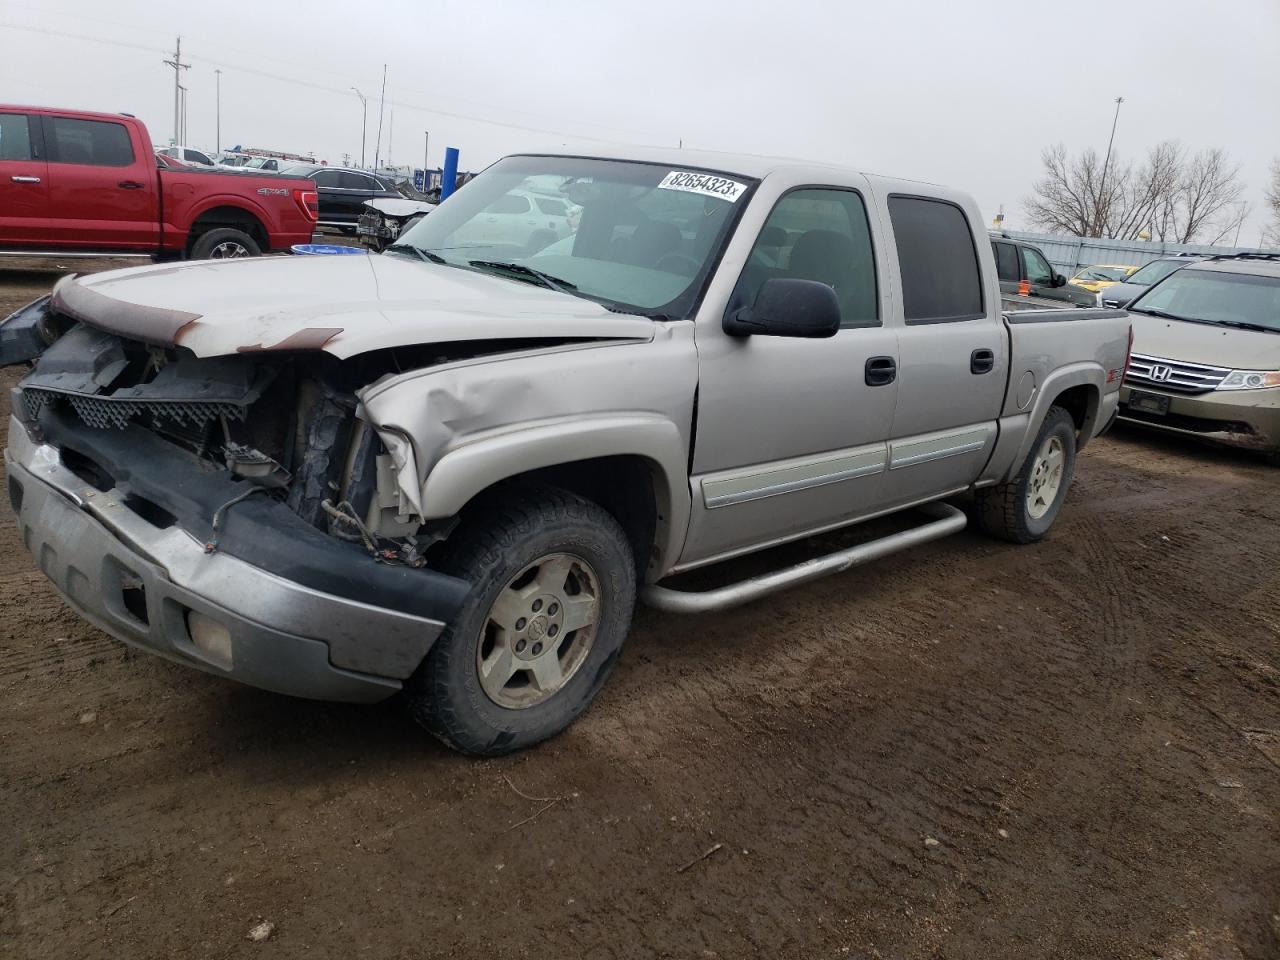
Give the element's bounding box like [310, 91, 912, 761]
[17, 315, 465, 567]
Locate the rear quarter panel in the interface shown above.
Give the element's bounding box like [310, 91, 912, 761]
[988, 309, 1130, 481]
[159, 171, 317, 251]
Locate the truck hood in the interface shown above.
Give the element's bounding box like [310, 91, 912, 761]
[1130, 311, 1280, 370]
[51, 253, 655, 359]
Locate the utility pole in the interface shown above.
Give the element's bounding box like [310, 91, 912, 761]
[374, 64, 387, 171]
[163, 36, 190, 145]
[1095, 96, 1124, 238]
[214, 68, 222, 153]
[350, 87, 368, 167]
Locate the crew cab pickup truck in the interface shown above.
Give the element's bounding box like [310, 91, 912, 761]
[1, 149, 1130, 755]
[0, 106, 318, 259]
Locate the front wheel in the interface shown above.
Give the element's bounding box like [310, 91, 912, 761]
[406, 486, 636, 756]
[975, 405, 1077, 544]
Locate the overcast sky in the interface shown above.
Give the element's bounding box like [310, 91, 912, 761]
[3, 0, 1277, 241]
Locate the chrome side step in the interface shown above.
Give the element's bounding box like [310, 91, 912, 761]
[641, 502, 967, 614]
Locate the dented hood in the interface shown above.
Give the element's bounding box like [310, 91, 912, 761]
[52, 253, 655, 358]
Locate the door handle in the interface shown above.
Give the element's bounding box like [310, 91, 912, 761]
[118, 180, 145, 189]
[865, 356, 896, 387]
[970, 348, 996, 374]
[10, 175, 41, 184]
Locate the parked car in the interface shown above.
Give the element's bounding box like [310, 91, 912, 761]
[1119, 254, 1280, 461]
[156, 145, 216, 167]
[0, 105, 318, 259]
[357, 196, 436, 251]
[1068, 263, 1140, 293]
[989, 234, 1096, 306]
[279, 163, 401, 230]
[1, 149, 1130, 755]
[1099, 255, 1202, 308]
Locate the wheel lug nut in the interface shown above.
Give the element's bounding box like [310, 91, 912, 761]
[515, 618, 527, 630]
[548, 624, 559, 637]
[516, 639, 527, 653]
[548, 602, 559, 616]
[531, 599, 543, 612]
[531, 642, 543, 655]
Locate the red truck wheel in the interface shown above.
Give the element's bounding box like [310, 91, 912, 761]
[190, 228, 261, 260]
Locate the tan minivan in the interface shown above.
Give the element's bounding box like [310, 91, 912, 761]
[1119, 255, 1280, 462]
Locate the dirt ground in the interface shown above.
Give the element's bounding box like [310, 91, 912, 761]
[1, 259, 1277, 960]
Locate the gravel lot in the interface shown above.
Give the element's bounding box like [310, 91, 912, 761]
[1, 259, 1277, 960]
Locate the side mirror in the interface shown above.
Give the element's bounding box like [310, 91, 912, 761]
[1053, 273, 1067, 287]
[723, 278, 841, 338]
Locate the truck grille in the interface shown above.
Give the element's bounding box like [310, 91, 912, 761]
[23, 388, 248, 431]
[1124, 353, 1230, 395]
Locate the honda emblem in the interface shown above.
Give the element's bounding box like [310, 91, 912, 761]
[1149, 364, 1172, 382]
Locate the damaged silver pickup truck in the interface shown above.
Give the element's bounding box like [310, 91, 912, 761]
[2, 149, 1131, 755]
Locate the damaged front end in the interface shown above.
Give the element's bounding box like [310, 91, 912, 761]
[3, 295, 470, 702]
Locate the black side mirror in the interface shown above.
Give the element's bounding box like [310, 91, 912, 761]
[1053, 273, 1067, 287]
[723, 278, 841, 338]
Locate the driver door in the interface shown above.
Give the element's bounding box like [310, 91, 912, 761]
[682, 182, 897, 568]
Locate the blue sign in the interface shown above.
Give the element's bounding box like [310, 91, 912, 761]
[413, 168, 426, 192]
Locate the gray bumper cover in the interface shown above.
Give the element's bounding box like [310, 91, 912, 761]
[5, 421, 446, 703]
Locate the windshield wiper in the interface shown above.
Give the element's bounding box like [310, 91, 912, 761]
[1212, 319, 1278, 334]
[1129, 306, 1207, 325]
[467, 259, 578, 294]
[385, 243, 445, 264]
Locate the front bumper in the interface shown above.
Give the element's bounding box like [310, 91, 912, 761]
[1118, 384, 1280, 453]
[5, 416, 467, 703]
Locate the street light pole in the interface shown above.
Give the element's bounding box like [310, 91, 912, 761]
[214, 69, 222, 154]
[1096, 96, 1124, 237]
[351, 87, 368, 168]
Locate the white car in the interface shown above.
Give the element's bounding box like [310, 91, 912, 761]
[156, 146, 216, 167]
[449, 188, 578, 254]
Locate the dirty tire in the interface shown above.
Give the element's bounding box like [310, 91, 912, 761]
[975, 405, 1077, 544]
[189, 227, 260, 260]
[407, 485, 636, 756]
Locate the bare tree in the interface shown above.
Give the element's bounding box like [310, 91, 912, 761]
[1264, 159, 1280, 247]
[1025, 142, 1246, 243]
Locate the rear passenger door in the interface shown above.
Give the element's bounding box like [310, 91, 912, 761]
[686, 183, 898, 568]
[42, 114, 156, 249]
[311, 169, 346, 226]
[879, 194, 1007, 508]
[992, 239, 1021, 293]
[0, 112, 49, 245]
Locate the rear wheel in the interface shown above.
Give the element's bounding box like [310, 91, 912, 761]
[975, 405, 1077, 544]
[406, 486, 636, 756]
[190, 227, 260, 260]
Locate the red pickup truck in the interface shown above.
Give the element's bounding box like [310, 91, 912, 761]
[0, 106, 318, 259]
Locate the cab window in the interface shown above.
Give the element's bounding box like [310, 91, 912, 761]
[46, 117, 134, 166]
[992, 241, 1020, 282]
[1021, 246, 1054, 285]
[0, 113, 34, 161]
[889, 195, 983, 323]
[732, 187, 879, 328]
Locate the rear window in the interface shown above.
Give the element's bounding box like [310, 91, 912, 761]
[0, 113, 33, 161]
[47, 117, 135, 166]
[535, 197, 568, 216]
[485, 194, 531, 215]
[889, 196, 983, 323]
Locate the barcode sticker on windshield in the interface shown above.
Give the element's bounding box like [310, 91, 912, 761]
[657, 171, 747, 203]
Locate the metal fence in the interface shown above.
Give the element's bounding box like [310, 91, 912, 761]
[996, 229, 1280, 275]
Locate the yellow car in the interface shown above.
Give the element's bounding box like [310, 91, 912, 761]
[1068, 264, 1141, 294]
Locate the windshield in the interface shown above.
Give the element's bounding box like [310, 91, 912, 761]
[392, 156, 756, 318]
[1074, 265, 1131, 282]
[1126, 259, 1190, 286]
[1130, 268, 1280, 331]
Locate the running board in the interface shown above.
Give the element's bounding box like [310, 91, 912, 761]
[0, 250, 152, 259]
[641, 502, 967, 614]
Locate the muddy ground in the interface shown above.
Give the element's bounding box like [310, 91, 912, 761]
[0, 259, 1277, 960]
